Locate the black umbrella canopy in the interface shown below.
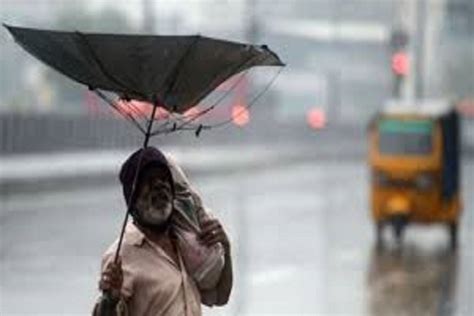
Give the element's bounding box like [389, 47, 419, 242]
[5, 24, 284, 114]
[5, 25, 285, 273]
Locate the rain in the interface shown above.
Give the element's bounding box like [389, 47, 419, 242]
[1, 1, 473, 315]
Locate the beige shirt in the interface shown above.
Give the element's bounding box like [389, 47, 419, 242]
[97, 223, 202, 316]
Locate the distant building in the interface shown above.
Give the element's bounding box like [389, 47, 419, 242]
[254, 0, 396, 127]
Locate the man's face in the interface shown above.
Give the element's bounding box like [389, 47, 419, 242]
[134, 167, 173, 226]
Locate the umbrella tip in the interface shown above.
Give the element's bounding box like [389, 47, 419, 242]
[3, 23, 18, 37]
[259, 44, 285, 67]
[195, 124, 203, 137]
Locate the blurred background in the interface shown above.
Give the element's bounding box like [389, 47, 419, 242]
[0, 0, 472, 315]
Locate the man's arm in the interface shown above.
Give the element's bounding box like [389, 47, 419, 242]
[166, 153, 234, 305]
[199, 219, 234, 306]
[209, 245, 233, 306]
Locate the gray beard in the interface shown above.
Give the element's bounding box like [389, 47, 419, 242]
[132, 203, 173, 232]
[135, 215, 172, 233]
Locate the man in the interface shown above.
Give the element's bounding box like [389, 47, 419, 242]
[93, 147, 233, 316]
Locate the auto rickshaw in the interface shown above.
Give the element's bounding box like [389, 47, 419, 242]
[368, 101, 462, 248]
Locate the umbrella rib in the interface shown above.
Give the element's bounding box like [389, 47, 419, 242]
[210, 66, 284, 129]
[179, 52, 259, 118]
[150, 120, 179, 136]
[125, 100, 150, 121]
[152, 124, 207, 136]
[150, 121, 169, 135]
[149, 58, 254, 136]
[152, 58, 283, 135]
[75, 31, 142, 97]
[175, 67, 251, 130]
[150, 109, 206, 136]
[94, 90, 146, 134]
[150, 119, 202, 136]
[149, 110, 193, 136]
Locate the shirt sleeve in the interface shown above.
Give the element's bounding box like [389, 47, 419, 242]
[199, 289, 219, 307]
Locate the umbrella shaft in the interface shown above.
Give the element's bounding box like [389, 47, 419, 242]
[114, 101, 159, 263]
[143, 101, 159, 146]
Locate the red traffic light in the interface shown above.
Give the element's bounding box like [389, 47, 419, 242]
[391, 51, 409, 76]
[307, 108, 326, 129]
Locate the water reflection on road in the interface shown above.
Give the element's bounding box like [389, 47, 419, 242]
[367, 244, 458, 316]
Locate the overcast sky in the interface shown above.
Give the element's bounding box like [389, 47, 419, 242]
[1, 0, 251, 38]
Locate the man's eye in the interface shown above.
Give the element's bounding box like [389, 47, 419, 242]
[149, 183, 164, 191]
[138, 190, 148, 198]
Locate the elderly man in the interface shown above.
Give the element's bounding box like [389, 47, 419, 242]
[93, 147, 233, 316]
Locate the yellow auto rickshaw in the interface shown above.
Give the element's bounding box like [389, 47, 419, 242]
[368, 101, 462, 248]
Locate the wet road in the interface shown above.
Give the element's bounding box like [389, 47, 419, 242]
[1, 157, 473, 315]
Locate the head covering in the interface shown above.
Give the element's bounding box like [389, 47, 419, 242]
[166, 155, 202, 226]
[119, 147, 175, 207]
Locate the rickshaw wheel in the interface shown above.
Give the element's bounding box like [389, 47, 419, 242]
[393, 224, 404, 245]
[391, 216, 406, 245]
[448, 222, 458, 250]
[375, 222, 384, 249]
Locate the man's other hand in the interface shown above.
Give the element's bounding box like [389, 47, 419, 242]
[99, 257, 123, 298]
[199, 219, 230, 252]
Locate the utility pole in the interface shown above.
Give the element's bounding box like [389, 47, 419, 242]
[420, 0, 447, 98]
[245, 0, 259, 44]
[414, 0, 427, 99]
[394, 0, 441, 101]
[327, 0, 341, 124]
[233, 2, 259, 316]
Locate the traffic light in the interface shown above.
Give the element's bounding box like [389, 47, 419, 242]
[391, 51, 409, 98]
[391, 51, 409, 77]
[389, 29, 409, 98]
[307, 108, 326, 130]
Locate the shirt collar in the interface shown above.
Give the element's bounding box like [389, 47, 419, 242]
[125, 222, 177, 247]
[125, 222, 146, 247]
[126, 222, 182, 270]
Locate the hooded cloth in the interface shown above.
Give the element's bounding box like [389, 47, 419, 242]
[119, 147, 175, 211]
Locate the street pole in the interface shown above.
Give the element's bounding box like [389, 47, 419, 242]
[233, 2, 259, 315]
[395, 0, 417, 102]
[245, 0, 259, 44]
[327, 0, 341, 125]
[414, 0, 427, 99]
[326, 70, 340, 125]
[421, 0, 446, 98]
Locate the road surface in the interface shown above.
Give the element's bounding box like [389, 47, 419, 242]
[1, 156, 472, 315]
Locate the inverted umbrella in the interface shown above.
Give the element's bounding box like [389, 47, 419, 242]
[5, 24, 284, 263]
